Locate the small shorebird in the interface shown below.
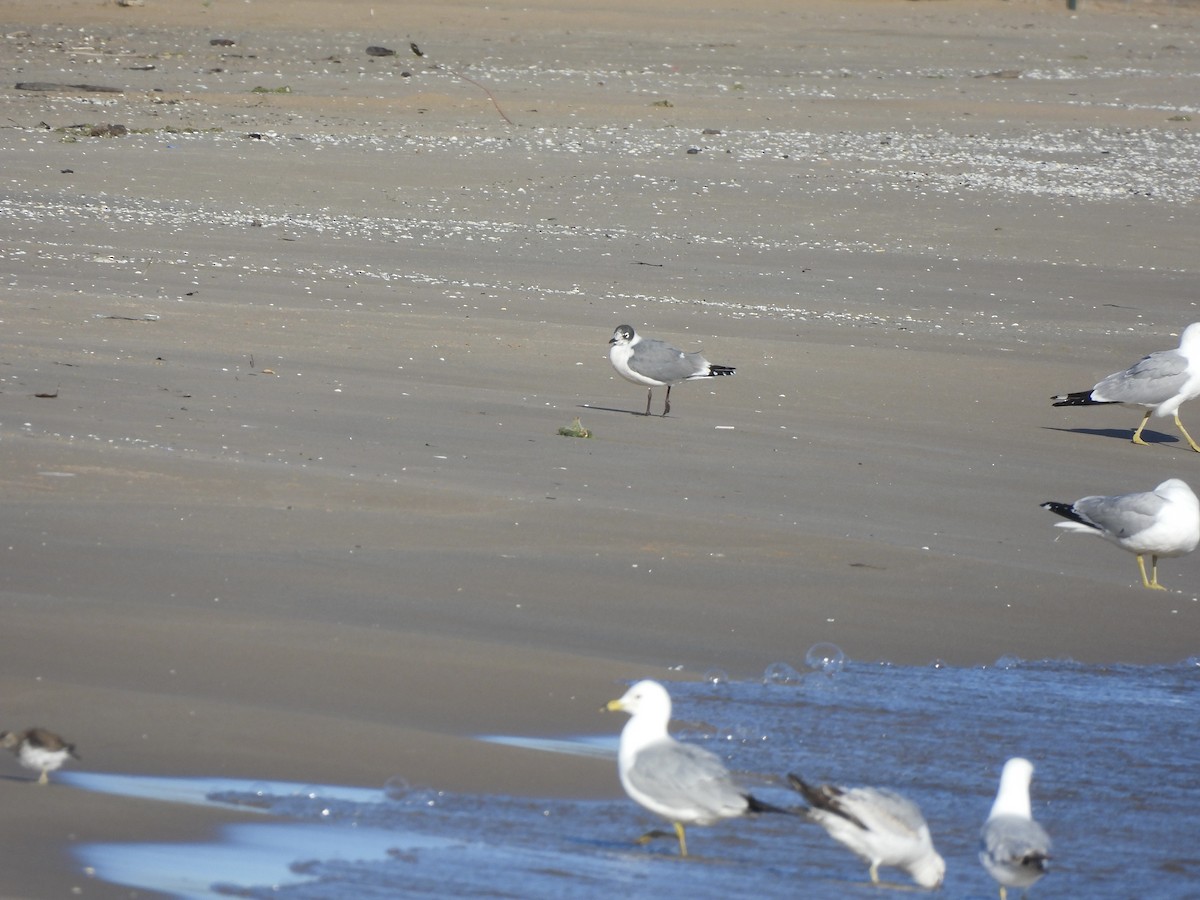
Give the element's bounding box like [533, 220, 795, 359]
[980, 758, 1052, 900]
[1, 727, 80, 784]
[1041, 477, 1200, 590]
[786, 773, 945, 890]
[604, 680, 789, 856]
[607, 325, 735, 416]
[1052, 322, 1200, 450]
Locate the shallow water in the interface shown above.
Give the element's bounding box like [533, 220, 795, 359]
[70, 656, 1199, 898]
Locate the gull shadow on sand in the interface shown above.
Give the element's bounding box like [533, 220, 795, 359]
[1042, 425, 1179, 446]
[579, 403, 666, 418]
[0, 773, 41, 784]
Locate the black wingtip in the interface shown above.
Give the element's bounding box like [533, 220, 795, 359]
[785, 772, 815, 798]
[1051, 390, 1114, 408]
[745, 793, 796, 816]
[1025, 851, 1051, 873]
[709, 365, 735, 377]
[785, 774, 867, 829]
[1041, 500, 1091, 527]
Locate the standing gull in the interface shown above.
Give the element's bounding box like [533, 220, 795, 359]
[1, 727, 80, 785]
[1052, 322, 1200, 451]
[604, 680, 788, 856]
[980, 758, 1051, 900]
[786, 774, 945, 890]
[608, 325, 735, 416]
[1041, 477, 1200, 590]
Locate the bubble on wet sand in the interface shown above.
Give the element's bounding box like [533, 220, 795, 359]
[703, 667, 730, 687]
[763, 661, 803, 685]
[804, 642, 847, 675]
[384, 776, 412, 802]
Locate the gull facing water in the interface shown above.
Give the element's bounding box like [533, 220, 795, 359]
[607, 325, 735, 416]
[980, 757, 1051, 900]
[1041, 477, 1200, 590]
[786, 774, 945, 890]
[604, 680, 787, 856]
[1052, 323, 1200, 451]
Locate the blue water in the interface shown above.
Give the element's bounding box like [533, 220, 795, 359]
[70, 657, 1200, 898]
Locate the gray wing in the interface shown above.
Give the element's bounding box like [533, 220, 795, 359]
[981, 814, 1051, 871]
[1093, 350, 1189, 405]
[626, 741, 747, 818]
[841, 787, 928, 838]
[628, 339, 709, 384]
[1074, 490, 1165, 539]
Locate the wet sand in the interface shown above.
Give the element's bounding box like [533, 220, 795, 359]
[2, 0, 1199, 895]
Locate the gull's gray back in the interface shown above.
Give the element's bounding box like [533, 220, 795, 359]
[845, 787, 928, 838]
[626, 740, 746, 821]
[629, 339, 709, 383]
[981, 813, 1051, 874]
[1075, 490, 1166, 537]
[1095, 350, 1189, 405]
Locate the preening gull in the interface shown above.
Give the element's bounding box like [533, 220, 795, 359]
[786, 774, 945, 889]
[608, 325, 735, 416]
[1, 727, 80, 785]
[1041, 477, 1200, 590]
[604, 680, 787, 856]
[980, 757, 1051, 900]
[1052, 323, 1200, 451]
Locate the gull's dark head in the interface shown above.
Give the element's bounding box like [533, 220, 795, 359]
[609, 324, 636, 346]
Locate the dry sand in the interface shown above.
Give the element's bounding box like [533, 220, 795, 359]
[1, 0, 1199, 895]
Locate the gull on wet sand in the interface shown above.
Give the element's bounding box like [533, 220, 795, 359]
[980, 757, 1051, 900]
[1, 727, 80, 785]
[1041, 477, 1200, 590]
[607, 325, 735, 416]
[786, 774, 945, 890]
[1052, 322, 1200, 451]
[604, 679, 789, 856]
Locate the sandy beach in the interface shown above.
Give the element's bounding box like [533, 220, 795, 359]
[2, 0, 1198, 894]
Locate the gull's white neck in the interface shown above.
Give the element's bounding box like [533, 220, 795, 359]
[989, 764, 1033, 820]
[620, 708, 671, 766]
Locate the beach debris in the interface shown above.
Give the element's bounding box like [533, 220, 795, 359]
[15, 82, 123, 93]
[88, 123, 128, 138]
[366, 46, 396, 57]
[557, 417, 591, 438]
[1, 728, 80, 785]
[210, 38, 236, 47]
[408, 40, 514, 126]
[33, 388, 60, 399]
[52, 123, 129, 141]
[251, 85, 292, 94]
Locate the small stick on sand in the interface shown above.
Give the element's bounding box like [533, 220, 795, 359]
[410, 41, 515, 127]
